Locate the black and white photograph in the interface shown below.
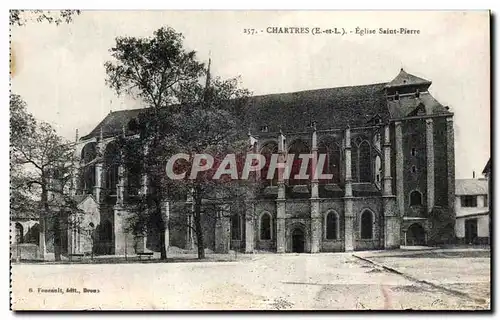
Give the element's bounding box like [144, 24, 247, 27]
[9, 10, 491, 310]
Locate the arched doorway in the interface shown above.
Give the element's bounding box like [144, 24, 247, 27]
[96, 220, 113, 255]
[291, 228, 305, 253]
[407, 223, 426, 245]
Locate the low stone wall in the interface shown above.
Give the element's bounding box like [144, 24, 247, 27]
[11, 243, 40, 261]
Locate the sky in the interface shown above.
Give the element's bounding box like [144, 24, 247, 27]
[10, 10, 490, 179]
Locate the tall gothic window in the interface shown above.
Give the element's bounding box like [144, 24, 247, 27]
[325, 211, 339, 240]
[81, 142, 97, 194]
[351, 138, 372, 183]
[260, 142, 278, 186]
[351, 143, 359, 182]
[288, 140, 310, 185]
[104, 143, 120, 195]
[260, 212, 272, 240]
[358, 141, 371, 182]
[318, 140, 341, 184]
[127, 160, 141, 196]
[317, 142, 330, 184]
[360, 210, 373, 239]
[329, 143, 341, 183]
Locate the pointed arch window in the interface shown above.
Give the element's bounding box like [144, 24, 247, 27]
[260, 142, 278, 186]
[104, 142, 120, 195]
[317, 142, 330, 184]
[288, 140, 310, 185]
[351, 143, 359, 182]
[80, 142, 97, 194]
[329, 143, 341, 183]
[325, 211, 339, 240]
[358, 141, 371, 182]
[318, 139, 341, 184]
[351, 139, 372, 183]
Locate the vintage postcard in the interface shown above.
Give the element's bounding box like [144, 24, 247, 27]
[10, 10, 491, 310]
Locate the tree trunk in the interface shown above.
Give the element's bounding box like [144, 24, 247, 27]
[53, 212, 62, 261]
[157, 205, 168, 260]
[193, 195, 205, 259]
[159, 225, 167, 260]
[39, 184, 48, 260]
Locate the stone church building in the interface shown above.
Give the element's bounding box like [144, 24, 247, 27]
[68, 69, 456, 256]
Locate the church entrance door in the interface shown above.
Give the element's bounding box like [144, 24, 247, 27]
[407, 223, 426, 245]
[291, 228, 305, 253]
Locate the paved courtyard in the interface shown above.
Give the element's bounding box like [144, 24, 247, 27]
[11, 248, 490, 310]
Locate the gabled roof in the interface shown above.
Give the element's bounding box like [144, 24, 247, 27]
[482, 158, 491, 175]
[385, 68, 432, 89]
[455, 179, 488, 196]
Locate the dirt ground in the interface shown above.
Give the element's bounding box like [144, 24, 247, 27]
[354, 248, 491, 309]
[11, 248, 491, 310]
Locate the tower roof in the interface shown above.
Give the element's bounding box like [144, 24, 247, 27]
[385, 68, 432, 89]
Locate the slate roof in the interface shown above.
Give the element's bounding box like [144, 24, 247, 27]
[455, 179, 488, 196]
[81, 108, 144, 140]
[242, 83, 389, 133]
[386, 92, 450, 119]
[385, 69, 432, 89]
[80, 70, 451, 140]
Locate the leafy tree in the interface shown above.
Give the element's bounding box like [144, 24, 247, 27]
[10, 94, 37, 219]
[10, 94, 35, 145]
[10, 94, 79, 260]
[115, 75, 253, 259]
[105, 27, 205, 260]
[10, 10, 80, 26]
[106, 27, 252, 259]
[10, 94, 36, 218]
[159, 75, 252, 259]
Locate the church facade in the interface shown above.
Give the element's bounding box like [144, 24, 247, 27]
[68, 69, 456, 255]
